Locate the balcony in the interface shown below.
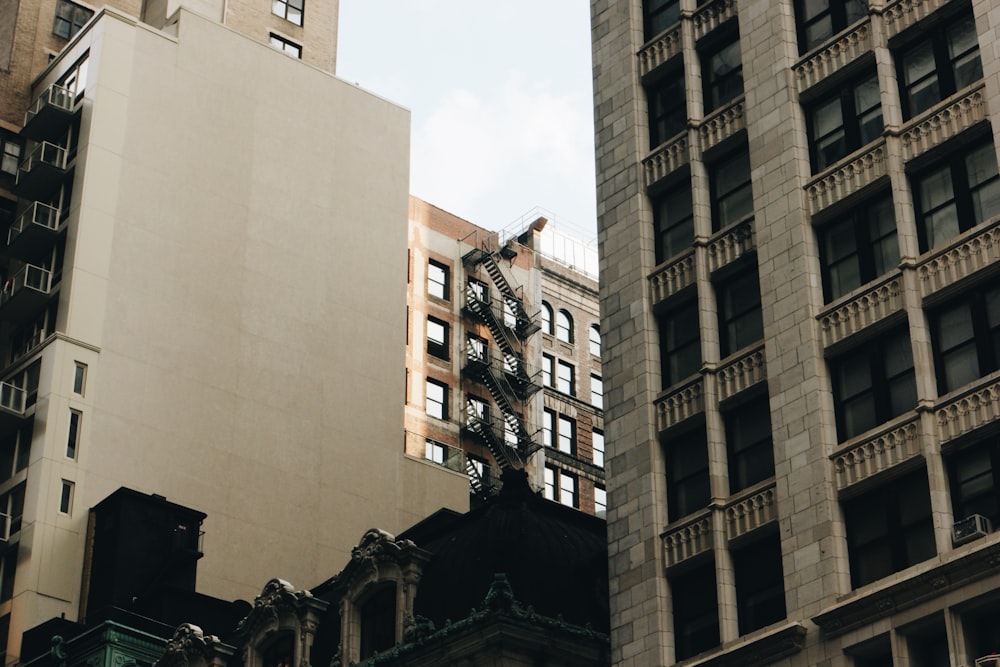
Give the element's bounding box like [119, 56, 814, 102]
[0, 382, 27, 430]
[7, 202, 62, 260]
[0, 264, 54, 322]
[22, 84, 76, 141]
[15, 142, 68, 200]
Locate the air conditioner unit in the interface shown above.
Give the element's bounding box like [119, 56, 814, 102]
[975, 656, 1000, 667]
[953, 514, 993, 546]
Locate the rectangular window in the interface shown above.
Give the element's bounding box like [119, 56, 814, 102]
[593, 430, 605, 467]
[53, 0, 94, 39]
[589, 325, 601, 357]
[559, 471, 577, 508]
[710, 148, 753, 230]
[912, 143, 1000, 252]
[73, 362, 87, 395]
[0, 547, 16, 603]
[897, 12, 982, 119]
[59, 480, 74, 514]
[544, 466, 556, 500]
[716, 268, 763, 356]
[644, 0, 680, 40]
[903, 616, 950, 667]
[542, 409, 554, 447]
[725, 396, 774, 493]
[557, 415, 575, 454]
[831, 327, 917, 441]
[733, 532, 786, 635]
[819, 193, 899, 301]
[647, 73, 687, 148]
[66, 409, 81, 459]
[670, 562, 720, 660]
[702, 36, 743, 112]
[595, 486, 607, 517]
[466, 394, 489, 425]
[426, 317, 449, 360]
[0, 422, 32, 484]
[653, 181, 694, 264]
[665, 428, 710, 522]
[427, 260, 449, 300]
[1, 483, 25, 536]
[0, 132, 21, 177]
[843, 468, 936, 587]
[467, 277, 487, 304]
[657, 300, 701, 388]
[794, 0, 867, 54]
[929, 282, 1000, 394]
[424, 439, 445, 465]
[269, 33, 302, 58]
[556, 360, 575, 395]
[466, 334, 487, 363]
[271, 0, 303, 25]
[425, 379, 447, 420]
[542, 354, 554, 387]
[807, 71, 883, 172]
[947, 440, 1000, 527]
[590, 375, 604, 408]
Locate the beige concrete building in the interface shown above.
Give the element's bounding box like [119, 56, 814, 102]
[0, 3, 467, 663]
[405, 199, 606, 516]
[592, 0, 1000, 664]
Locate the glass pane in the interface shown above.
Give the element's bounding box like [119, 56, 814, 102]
[845, 0, 867, 24]
[943, 343, 979, 391]
[719, 183, 753, 228]
[805, 17, 833, 50]
[947, 17, 980, 62]
[838, 357, 873, 399]
[937, 303, 975, 352]
[903, 41, 937, 87]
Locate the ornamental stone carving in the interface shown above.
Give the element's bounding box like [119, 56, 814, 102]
[707, 220, 754, 274]
[664, 514, 713, 567]
[794, 23, 871, 93]
[650, 251, 696, 304]
[832, 419, 919, 489]
[638, 26, 682, 78]
[717, 347, 766, 402]
[726, 487, 777, 540]
[917, 217, 1000, 297]
[882, 0, 952, 38]
[693, 0, 737, 41]
[656, 379, 704, 432]
[901, 86, 986, 162]
[937, 379, 1000, 443]
[154, 624, 234, 667]
[699, 99, 745, 153]
[819, 276, 902, 347]
[644, 135, 689, 187]
[807, 144, 886, 215]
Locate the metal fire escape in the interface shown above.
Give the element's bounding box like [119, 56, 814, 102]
[461, 241, 540, 500]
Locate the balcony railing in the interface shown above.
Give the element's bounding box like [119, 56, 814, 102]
[7, 202, 62, 259]
[404, 431, 465, 474]
[15, 142, 68, 200]
[0, 382, 27, 429]
[22, 84, 76, 141]
[0, 264, 54, 321]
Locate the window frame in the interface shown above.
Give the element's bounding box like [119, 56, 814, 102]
[66, 409, 81, 459]
[670, 561, 720, 660]
[793, 0, 868, 54]
[589, 324, 601, 357]
[817, 193, 899, 302]
[559, 471, 578, 508]
[426, 316, 449, 360]
[52, 0, 94, 40]
[653, 179, 695, 264]
[665, 427, 711, 522]
[556, 309, 574, 343]
[593, 429, 605, 467]
[269, 33, 302, 58]
[732, 531, 786, 635]
[647, 72, 687, 148]
[643, 0, 681, 41]
[541, 301, 553, 335]
[542, 354, 554, 387]
[724, 395, 774, 493]
[590, 374, 604, 409]
[709, 147, 753, 231]
[557, 415, 576, 455]
[426, 259, 450, 300]
[806, 70, 884, 173]
[701, 34, 743, 113]
[657, 299, 701, 388]
[556, 360, 575, 395]
[929, 282, 1000, 394]
[0, 133, 21, 178]
[716, 267, 763, 357]
[542, 408, 555, 448]
[271, 0, 304, 25]
[425, 379, 448, 420]
[947, 439, 1000, 526]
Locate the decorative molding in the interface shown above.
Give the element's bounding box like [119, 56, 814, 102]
[638, 26, 682, 78]
[917, 216, 1000, 297]
[650, 250, 696, 304]
[937, 378, 1000, 443]
[693, 0, 737, 41]
[644, 134, 689, 188]
[707, 219, 754, 273]
[818, 275, 903, 347]
[688, 624, 808, 667]
[655, 378, 704, 432]
[663, 513, 713, 567]
[806, 143, 886, 215]
[901, 85, 986, 162]
[726, 486, 777, 541]
[881, 0, 952, 38]
[699, 98, 745, 153]
[155, 624, 235, 667]
[236, 578, 328, 640]
[716, 346, 766, 402]
[794, 23, 871, 93]
[832, 419, 920, 489]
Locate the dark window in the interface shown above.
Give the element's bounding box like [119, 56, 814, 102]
[556, 360, 575, 395]
[261, 634, 293, 667]
[818, 194, 899, 301]
[272, 0, 303, 25]
[670, 562, 719, 660]
[541, 301, 553, 334]
[66, 410, 81, 459]
[427, 260, 449, 300]
[0, 547, 16, 602]
[733, 532, 786, 635]
[794, 0, 867, 54]
[831, 328, 917, 441]
[930, 283, 1000, 394]
[0, 614, 9, 665]
[912, 143, 1000, 252]
[848, 636, 893, 667]
[658, 300, 701, 388]
[359, 584, 396, 660]
[897, 12, 983, 119]
[843, 468, 936, 588]
[648, 74, 687, 148]
[948, 440, 1000, 526]
[644, 0, 680, 40]
[725, 396, 774, 493]
[426, 316, 449, 360]
[807, 71, 883, 172]
[962, 602, 1000, 660]
[702, 36, 743, 112]
[653, 181, 694, 264]
[717, 268, 763, 356]
[710, 148, 753, 230]
[0, 422, 32, 484]
[1, 483, 24, 536]
[425, 379, 448, 420]
[269, 33, 302, 58]
[52, 0, 93, 39]
[904, 615, 950, 667]
[665, 428, 710, 522]
[0, 133, 21, 177]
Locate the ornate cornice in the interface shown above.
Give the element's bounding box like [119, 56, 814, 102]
[236, 579, 328, 638]
[687, 624, 808, 667]
[154, 624, 235, 667]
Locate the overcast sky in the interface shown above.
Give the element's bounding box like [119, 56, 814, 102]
[336, 1, 597, 238]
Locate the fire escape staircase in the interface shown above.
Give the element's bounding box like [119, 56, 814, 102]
[463, 247, 541, 340]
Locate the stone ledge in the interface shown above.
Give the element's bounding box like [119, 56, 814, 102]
[684, 623, 808, 667]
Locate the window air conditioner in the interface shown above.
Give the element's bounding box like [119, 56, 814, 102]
[975, 656, 1000, 667]
[953, 514, 993, 546]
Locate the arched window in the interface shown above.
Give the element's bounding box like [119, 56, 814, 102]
[541, 302, 553, 335]
[556, 310, 573, 343]
[360, 583, 397, 660]
[590, 324, 601, 357]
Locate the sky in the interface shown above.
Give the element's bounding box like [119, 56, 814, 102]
[336, 1, 598, 239]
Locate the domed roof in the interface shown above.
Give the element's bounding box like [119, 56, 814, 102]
[402, 470, 609, 633]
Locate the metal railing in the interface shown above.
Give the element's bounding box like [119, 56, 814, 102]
[18, 141, 67, 177]
[1, 264, 53, 306]
[0, 383, 25, 415]
[8, 202, 60, 247]
[24, 83, 76, 125]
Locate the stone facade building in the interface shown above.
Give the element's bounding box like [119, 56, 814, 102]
[592, 0, 1000, 664]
